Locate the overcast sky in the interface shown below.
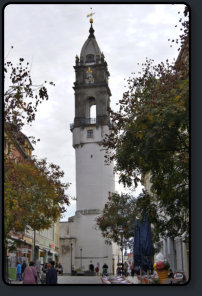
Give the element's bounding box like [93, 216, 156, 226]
[4, 3, 186, 220]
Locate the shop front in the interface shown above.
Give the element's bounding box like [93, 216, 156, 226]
[23, 235, 33, 262]
[7, 239, 32, 268]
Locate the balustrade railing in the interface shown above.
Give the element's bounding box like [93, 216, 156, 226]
[70, 117, 113, 130]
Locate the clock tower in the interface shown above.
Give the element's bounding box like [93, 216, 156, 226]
[72, 20, 115, 212]
[60, 17, 118, 275]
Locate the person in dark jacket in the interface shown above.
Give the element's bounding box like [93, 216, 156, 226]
[58, 263, 63, 275]
[102, 263, 108, 276]
[21, 260, 27, 276]
[46, 261, 57, 284]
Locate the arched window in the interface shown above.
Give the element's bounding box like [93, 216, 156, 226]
[85, 97, 96, 120]
[90, 105, 96, 118]
[86, 54, 95, 63]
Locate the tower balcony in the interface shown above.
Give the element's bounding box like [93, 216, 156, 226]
[70, 118, 96, 131]
[70, 117, 113, 131]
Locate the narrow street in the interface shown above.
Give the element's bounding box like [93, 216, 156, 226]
[8, 275, 140, 285]
[3, 4, 190, 289]
[58, 275, 103, 284]
[58, 275, 140, 284]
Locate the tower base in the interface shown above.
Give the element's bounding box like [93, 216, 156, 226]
[59, 211, 119, 275]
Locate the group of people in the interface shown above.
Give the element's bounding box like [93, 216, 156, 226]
[88, 263, 108, 276]
[16, 260, 60, 284]
[55, 263, 63, 275]
[16, 261, 39, 284]
[116, 262, 130, 276]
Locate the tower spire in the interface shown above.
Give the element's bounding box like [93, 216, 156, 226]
[87, 8, 95, 38]
[87, 8, 95, 24]
[89, 24, 95, 38]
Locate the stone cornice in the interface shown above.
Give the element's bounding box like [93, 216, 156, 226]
[76, 209, 101, 215]
[73, 83, 111, 96]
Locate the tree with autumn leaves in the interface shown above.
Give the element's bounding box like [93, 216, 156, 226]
[97, 7, 189, 243]
[4, 156, 70, 240]
[96, 192, 160, 252]
[96, 193, 137, 245]
[4, 55, 70, 243]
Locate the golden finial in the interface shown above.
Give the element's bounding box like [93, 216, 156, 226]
[87, 7, 95, 23]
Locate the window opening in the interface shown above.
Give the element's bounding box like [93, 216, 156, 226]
[90, 105, 96, 118]
[87, 130, 93, 138]
[86, 54, 95, 63]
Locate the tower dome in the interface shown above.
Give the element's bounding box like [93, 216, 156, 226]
[80, 24, 101, 64]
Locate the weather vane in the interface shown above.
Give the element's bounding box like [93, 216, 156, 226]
[87, 7, 95, 23]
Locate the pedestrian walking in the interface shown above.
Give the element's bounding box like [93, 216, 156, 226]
[21, 260, 27, 277]
[40, 272, 46, 284]
[41, 263, 50, 284]
[95, 265, 99, 275]
[123, 261, 129, 276]
[23, 261, 37, 284]
[58, 263, 63, 275]
[16, 262, 22, 281]
[46, 261, 58, 284]
[131, 267, 135, 277]
[130, 263, 135, 277]
[102, 263, 108, 276]
[42, 263, 47, 273]
[134, 266, 140, 275]
[89, 262, 94, 273]
[116, 266, 121, 276]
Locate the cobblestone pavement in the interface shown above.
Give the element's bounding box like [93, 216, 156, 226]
[125, 276, 140, 284]
[6, 277, 101, 285]
[58, 275, 140, 285]
[58, 275, 103, 284]
[7, 275, 140, 285]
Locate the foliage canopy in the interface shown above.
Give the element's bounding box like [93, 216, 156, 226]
[102, 8, 189, 239]
[96, 192, 137, 245]
[4, 54, 69, 242]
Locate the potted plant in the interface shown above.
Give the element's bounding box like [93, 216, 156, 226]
[75, 268, 85, 276]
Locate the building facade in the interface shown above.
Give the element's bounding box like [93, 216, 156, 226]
[34, 223, 60, 265]
[140, 35, 189, 281]
[5, 126, 34, 267]
[143, 173, 189, 280]
[5, 127, 60, 268]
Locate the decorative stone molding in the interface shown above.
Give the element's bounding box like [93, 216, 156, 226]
[68, 216, 75, 222]
[76, 209, 101, 215]
[75, 256, 108, 259]
[61, 245, 70, 254]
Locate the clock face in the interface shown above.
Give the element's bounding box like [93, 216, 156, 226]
[85, 67, 94, 84]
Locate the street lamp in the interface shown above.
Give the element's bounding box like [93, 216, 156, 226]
[80, 248, 83, 270]
[70, 242, 73, 275]
[119, 227, 124, 276]
[33, 230, 36, 262]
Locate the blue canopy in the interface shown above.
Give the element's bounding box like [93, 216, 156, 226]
[133, 217, 153, 271]
[133, 220, 141, 267]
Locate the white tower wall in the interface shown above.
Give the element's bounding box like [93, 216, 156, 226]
[73, 126, 115, 211]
